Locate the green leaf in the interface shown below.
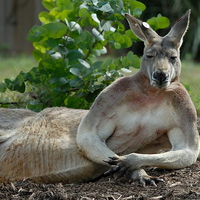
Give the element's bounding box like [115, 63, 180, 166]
[91, 61, 103, 69]
[61, 9, 73, 21]
[132, 8, 143, 17]
[66, 21, 82, 34]
[40, 58, 56, 71]
[116, 0, 124, 9]
[94, 47, 107, 56]
[28, 100, 44, 112]
[99, 3, 113, 12]
[125, 29, 139, 41]
[157, 16, 170, 29]
[92, 28, 104, 41]
[42, 0, 56, 10]
[45, 38, 60, 48]
[33, 42, 47, 53]
[130, 1, 146, 12]
[121, 35, 132, 48]
[27, 25, 48, 42]
[147, 15, 170, 30]
[52, 96, 64, 106]
[122, 56, 129, 66]
[101, 21, 112, 31]
[59, 77, 69, 85]
[5, 75, 26, 93]
[131, 55, 141, 69]
[67, 50, 84, 62]
[39, 11, 52, 24]
[112, 32, 123, 43]
[64, 96, 81, 108]
[91, 0, 98, 6]
[70, 77, 84, 87]
[91, 13, 100, 25]
[57, 0, 74, 10]
[0, 82, 6, 93]
[43, 22, 67, 38]
[78, 59, 90, 68]
[70, 68, 82, 76]
[113, 21, 125, 33]
[17, 74, 25, 86]
[79, 8, 91, 26]
[49, 7, 62, 19]
[111, 41, 121, 49]
[127, 51, 134, 61]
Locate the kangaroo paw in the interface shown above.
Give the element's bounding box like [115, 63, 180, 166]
[131, 169, 165, 187]
[103, 156, 127, 177]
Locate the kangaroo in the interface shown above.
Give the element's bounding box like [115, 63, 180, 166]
[0, 10, 198, 186]
[77, 9, 199, 185]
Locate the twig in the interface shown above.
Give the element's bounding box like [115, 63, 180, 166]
[0, 102, 25, 105]
[84, 29, 104, 60]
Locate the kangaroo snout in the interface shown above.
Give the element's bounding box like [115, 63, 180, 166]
[152, 71, 169, 82]
[151, 71, 170, 88]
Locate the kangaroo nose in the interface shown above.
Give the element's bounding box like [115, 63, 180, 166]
[152, 71, 169, 82]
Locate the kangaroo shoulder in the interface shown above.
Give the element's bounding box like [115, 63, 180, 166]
[94, 76, 133, 106]
[168, 82, 193, 103]
[83, 76, 133, 122]
[167, 82, 196, 120]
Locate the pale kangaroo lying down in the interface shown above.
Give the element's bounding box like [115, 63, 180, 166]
[0, 10, 199, 186]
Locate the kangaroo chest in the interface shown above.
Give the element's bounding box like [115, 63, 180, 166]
[106, 95, 174, 155]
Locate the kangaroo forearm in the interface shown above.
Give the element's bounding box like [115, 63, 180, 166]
[134, 149, 197, 169]
[77, 137, 118, 165]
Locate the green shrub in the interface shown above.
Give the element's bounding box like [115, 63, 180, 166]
[0, 0, 169, 111]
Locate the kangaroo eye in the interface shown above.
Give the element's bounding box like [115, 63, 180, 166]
[146, 55, 154, 59]
[170, 56, 177, 61]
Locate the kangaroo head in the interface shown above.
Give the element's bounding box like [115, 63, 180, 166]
[125, 10, 190, 89]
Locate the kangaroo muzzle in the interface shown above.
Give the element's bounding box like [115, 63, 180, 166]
[151, 71, 170, 89]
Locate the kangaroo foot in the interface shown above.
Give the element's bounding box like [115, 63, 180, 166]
[130, 169, 165, 187]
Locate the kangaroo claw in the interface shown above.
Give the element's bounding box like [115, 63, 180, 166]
[104, 165, 120, 176]
[131, 169, 165, 187]
[104, 157, 119, 165]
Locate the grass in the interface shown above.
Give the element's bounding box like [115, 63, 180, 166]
[181, 59, 200, 114]
[0, 54, 37, 81]
[0, 55, 37, 108]
[0, 55, 199, 113]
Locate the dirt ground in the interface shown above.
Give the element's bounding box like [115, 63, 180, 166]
[0, 118, 200, 200]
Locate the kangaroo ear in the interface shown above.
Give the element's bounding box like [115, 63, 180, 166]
[125, 14, 159, 46]
[165, 9, 191, 48]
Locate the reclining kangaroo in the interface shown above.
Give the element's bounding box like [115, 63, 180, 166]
[0, 10, 199, 186]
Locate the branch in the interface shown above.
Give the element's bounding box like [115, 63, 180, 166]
[84, 29, 104, 60]
[0, 102, 25, 105]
